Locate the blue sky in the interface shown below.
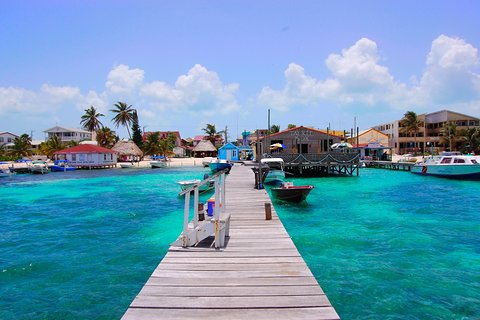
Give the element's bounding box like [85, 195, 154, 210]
[1, 0, 479, 140]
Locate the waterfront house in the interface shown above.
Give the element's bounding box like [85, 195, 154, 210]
[262, 126, 341, 155]
[112, 140, 143, 162]
[218, 143, 253, 161]
[348, 128, 392, 160]
[54, 144, 117, 168]
[373, 109, 480, 154]
[192, 140, 217, 157]
[44, 126, 92, 143]
[0, 132, 18, 147]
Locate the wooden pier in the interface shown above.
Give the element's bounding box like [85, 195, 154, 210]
[364, 160, 414, 171]
[122, 165, 339, 320]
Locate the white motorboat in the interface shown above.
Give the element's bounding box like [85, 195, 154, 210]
[261, 158, 286, 184]
[411, 152, 480, 180]
[150, 156, 168, 168]
[119, 162, 135, 168]
[202, 157, 213, 167]
[0, 167, 12, 178]
[29, 161, 49, 174]
[178, 179, 215, 193]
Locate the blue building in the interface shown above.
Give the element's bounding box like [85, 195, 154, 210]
[218, 143, 253, 161]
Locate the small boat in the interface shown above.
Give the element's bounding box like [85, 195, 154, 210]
[208, 158, 233, 173]
[178, 174, 215, 193]
[202, 157, 213, 167]
[29, 161, 49, 174]
[50, 160, 76, 172]
[271, 182, 314, 202]
[261, 158, 286, 184]
[150, 156, 168, 168]
[119, 162, 135, 169]
[0, 166, 12, 178]
[411, 152, 480, 180]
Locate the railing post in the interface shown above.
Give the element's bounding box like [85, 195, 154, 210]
[214, 175, 220, 248]
[183, 191, 190, 247]
[221, 172, 226, 213]
[193, 186, 199, 228]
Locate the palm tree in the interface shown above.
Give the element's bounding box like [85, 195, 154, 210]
[39, 135, 64, 158]
[460, 127, 480, 154]
[440, 121, 458, 151]
[270, 124, 280, 134]
[143, 132, 162, 155]
[111, 101, 135, 139]
[96, 126, 117, 148]
[80, 106, 104, 138]
[202, 124, 224, 146]
[10, 134, 32, 159]
[400, 111, 423, 155]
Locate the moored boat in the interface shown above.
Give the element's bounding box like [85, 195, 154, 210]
[271, 182, 314, 202]
[208, 158, 232, 173]
[411, 152, 480, 180]
[29, 161, 49, 174]
[150, 156, 168, 168]
[0, 167, 12, 178]
[119, 162, 135, 169]
[50, 160, 76, 172]
[178, 177, 215, 193]
[261, 158, 286, 184]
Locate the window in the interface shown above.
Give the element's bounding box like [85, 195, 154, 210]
[440, 157, 452, 164]
[0, 137, 3, 142]
[453, 158, 465, 163]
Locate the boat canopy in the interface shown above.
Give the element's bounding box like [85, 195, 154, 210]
[261, 158, 284, 164]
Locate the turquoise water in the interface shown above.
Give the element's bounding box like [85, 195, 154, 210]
[1, 167, 479, 319]
[0, 167, 212, 319]
[269, 169, 480, 320]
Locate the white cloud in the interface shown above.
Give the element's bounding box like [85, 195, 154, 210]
[141, 64, 240, 115]
[417, 34, 480, 105]
[105, 64, 144, 95]
[257, 36, 480, 116]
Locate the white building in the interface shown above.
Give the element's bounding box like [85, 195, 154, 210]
[0, 132, 18, 147]
[44, 126, 92, 143]
[53, 144, 117, 168]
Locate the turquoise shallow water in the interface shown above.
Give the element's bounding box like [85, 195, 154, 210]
[0, 167, 212, 319]
[269, 169, 480, 320]
[1, 167, 479, 319]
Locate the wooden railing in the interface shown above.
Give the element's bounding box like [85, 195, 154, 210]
[266, 151, 361, 164]
[178, 169, 228, 248]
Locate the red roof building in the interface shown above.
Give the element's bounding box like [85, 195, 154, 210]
[54, 144, 117, 168]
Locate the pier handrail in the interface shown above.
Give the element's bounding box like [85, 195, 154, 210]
[178, 169, 228, 196]
[178, 169, 228, 248]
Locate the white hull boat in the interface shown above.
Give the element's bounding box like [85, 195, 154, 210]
[29, 161, 49, 174]
[0, 168, 12, 178]
[178, 179, 215, 193]
[411, 152, 480, 180]
[261, 158, 286, 184]
[119, 162, 135, 168]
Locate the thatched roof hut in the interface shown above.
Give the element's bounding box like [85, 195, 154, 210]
[112, 140, 143, 161]
[193, 140, 217, 157]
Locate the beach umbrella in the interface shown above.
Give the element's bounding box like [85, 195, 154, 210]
[331, 142, 353, 149]
[270, 143, 284, 150]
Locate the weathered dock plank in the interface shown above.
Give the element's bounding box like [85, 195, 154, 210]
[122, 165, 340, 320]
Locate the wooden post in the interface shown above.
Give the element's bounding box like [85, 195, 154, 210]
[214, 175, 220, 249]
[183, 191, 190, 247]
[221, 172, 226, 214]
[193, 186, 199, 228]
[198, 203, 205, 221]
[265, 202, 272, 220]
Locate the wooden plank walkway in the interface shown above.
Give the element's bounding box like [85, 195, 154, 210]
[122, 165, 340, 320]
